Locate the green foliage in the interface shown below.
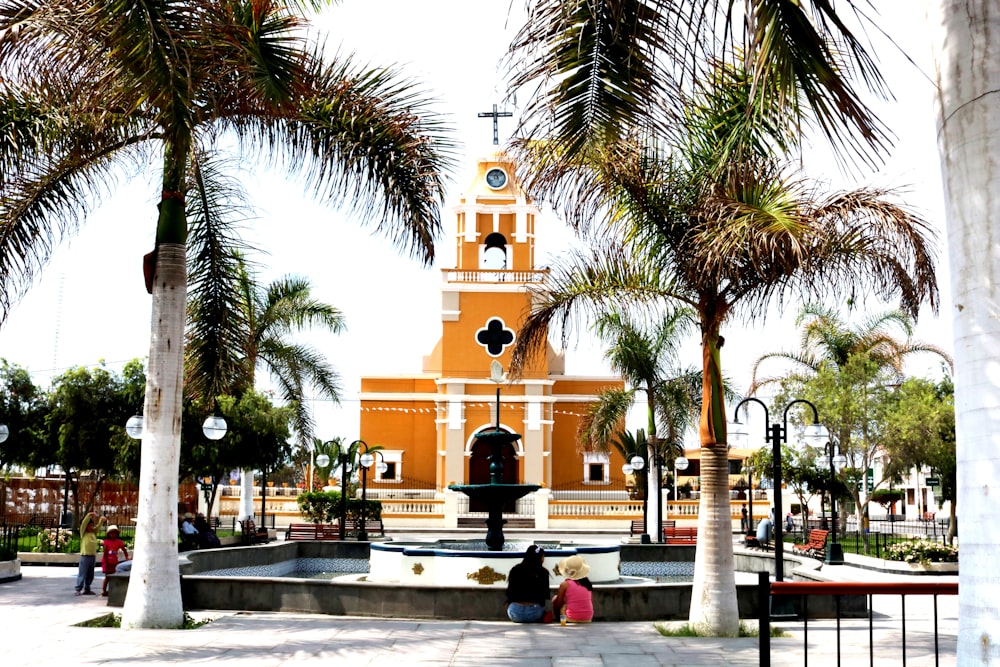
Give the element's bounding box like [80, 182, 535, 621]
[868, 488, 904, 509]
[297, 491, 342, 523]
[885, 539, 958, 564]
[654, 621, 788, 638]
[295, 491, 381, 524]
[46, 362, 145, 477]
[181, 391, 294, 482]
[73, 612, 211, 629]
[881, 376, 956, 504]
[33, 528, 72, 553]
[0, 359, 48, 469]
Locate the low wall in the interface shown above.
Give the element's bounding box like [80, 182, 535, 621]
[0, 559, 21, 583]
[106, 541, 790, 621]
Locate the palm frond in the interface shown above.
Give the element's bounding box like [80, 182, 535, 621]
[577, 387, 635, 452]
[232, 50, 457, 266]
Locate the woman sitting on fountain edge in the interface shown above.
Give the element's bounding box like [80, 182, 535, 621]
[505, 545, 551, 623]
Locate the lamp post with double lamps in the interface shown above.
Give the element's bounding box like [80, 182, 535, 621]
[731, 397, 828, 582]
[821, 441, 848, 564]
[624, 453, 651, 543]
[358, 445, 388, 541]
[338, 447, 353, 541]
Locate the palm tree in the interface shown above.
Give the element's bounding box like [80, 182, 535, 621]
[509, 1, 892, 171]
[185, 199, 345, 519]
[926, 5, 1000, 660]
[508, 0, 994, 659]
[577, 308, 702, 538]
[0, 1, 453, 629]
[749, 304, 953, 392]
[508, 58, 939, 636]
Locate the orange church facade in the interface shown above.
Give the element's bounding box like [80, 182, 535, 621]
[357, 153, 625, 501]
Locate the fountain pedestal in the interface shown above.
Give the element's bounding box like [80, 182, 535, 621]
[448, 429, 539, 551]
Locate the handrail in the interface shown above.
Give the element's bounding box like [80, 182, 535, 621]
[760, 574, 957, 667]
[771, 581, 958, 596]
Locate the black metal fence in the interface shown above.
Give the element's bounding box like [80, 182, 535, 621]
[759, 575, 957, 667]
[783, 517, 954, 559]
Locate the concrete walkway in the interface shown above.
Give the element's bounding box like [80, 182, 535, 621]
[0, 560, 956, 667]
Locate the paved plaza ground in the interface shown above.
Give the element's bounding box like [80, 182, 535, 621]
[0, 541, 957, 667]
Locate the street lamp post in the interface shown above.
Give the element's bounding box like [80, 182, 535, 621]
[358, 444, 387, 541]
[674, 455, 689, 508]
[732, 397, 828, 582]
[627, 454, 650, 543]
[821, 442, 848, 565]
[338, 448, 352, 540]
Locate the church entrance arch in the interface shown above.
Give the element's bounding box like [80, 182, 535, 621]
[468, 428, 519, 512]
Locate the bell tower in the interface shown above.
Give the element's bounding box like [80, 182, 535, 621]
[358, 108, 621, 507]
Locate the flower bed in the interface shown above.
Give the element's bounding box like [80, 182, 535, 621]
[885, 539, 958, 564]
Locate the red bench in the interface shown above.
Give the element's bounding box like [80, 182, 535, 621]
[285, 523, 342, 541]
[663, 526, 697, 544]
[792, 529, 829, 558]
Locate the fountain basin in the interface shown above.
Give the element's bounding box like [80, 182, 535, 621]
[369, 540, 620, 586]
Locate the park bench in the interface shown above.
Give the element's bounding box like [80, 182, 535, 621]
[341, 518, 385, 538]
[285, 523, 342, 541]
[240, 519, 270, 545]
[28, 515, 58, 530]
[631, 520, 675, 537]
[792, 529, 829, 559]
[663, 526, 697, 544]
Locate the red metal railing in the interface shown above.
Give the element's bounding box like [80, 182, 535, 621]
[759, 575, 958, 667]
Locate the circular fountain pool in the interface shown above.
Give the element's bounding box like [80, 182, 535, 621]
[369, 540, 620, 586]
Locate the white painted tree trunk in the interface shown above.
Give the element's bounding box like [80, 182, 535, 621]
[121, 243, 186, 629]
[239, 469, 255, 520]
[689, 445, 739, 635]
[928, 2, 1000, 662]
[645, 443, 659, 538]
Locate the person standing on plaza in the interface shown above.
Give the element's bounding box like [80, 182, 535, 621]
[75, 512, 106, 596]
[505, 544, 551, 623]
[740, 504, 748, 533]
[100, 525, 128, 596]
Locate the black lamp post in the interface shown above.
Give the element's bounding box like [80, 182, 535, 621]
[624, 453, 650, 543]
[732, 397, 828, 582]
[338, 451, 350, 540]
[357, 444, 387, 542]
[822, 441, 848, 565]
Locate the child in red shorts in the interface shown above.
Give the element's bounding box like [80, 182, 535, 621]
[100, 525, 128, 597]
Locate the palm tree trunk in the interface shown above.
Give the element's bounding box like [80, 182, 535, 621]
[930, 2, 1000, 661]
[689, 444, 739, 634]
[689, 327, 739, 635]
[121, 243, 187, 629]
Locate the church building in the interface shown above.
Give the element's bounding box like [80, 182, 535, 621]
[357, 151, 625, 502]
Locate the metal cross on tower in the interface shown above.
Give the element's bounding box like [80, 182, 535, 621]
[477, 104, 513, 145]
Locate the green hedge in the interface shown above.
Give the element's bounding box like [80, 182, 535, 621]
[296, 491, 381, 524]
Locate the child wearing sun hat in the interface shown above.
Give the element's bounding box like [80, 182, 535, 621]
[552, 554, 594, 623]
[100, 524, 128, 597]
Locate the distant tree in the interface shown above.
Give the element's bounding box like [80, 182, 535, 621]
[0, 359, 48, 471]
[46, 361, 145, 529]
[880, 376, 956, 541]
[578, 309, 703, 536]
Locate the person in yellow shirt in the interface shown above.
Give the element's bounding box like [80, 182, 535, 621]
[74, 512, 106, 596]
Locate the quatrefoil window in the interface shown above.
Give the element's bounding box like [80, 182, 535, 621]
[475, 317, 515, 357]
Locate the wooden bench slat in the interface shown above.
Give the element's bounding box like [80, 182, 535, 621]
[663, 526, 697, 544]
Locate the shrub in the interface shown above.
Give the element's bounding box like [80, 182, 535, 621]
[885, 539, 958, 564]
[34, 528, 72, 553]
[297, 491, 341, 523]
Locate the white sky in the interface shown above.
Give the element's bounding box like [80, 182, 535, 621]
[0, 1, 952, 446]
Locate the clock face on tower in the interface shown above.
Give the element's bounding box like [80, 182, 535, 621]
[485, 167, 507, 190]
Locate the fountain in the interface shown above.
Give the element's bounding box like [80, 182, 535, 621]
[448, 361, 540, 550]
